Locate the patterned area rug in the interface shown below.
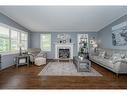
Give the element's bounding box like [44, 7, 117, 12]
[38, 62, 102, 76]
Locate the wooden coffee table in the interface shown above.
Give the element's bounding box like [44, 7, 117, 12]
[73, 56, 91, 72]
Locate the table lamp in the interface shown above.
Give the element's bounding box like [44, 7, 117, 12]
[19, 43, 22, 56]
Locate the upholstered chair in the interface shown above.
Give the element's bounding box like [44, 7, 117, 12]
[27, 48, 47, 65]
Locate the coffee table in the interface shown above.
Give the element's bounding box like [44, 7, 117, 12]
[73, 56, 91, 72]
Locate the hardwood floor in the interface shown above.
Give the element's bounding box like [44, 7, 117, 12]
[0, 60, 127, 89]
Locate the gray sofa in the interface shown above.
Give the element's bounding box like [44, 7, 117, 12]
[89, 48, 127, 76]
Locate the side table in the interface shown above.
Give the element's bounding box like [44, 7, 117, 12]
[15, 54, 29, 68]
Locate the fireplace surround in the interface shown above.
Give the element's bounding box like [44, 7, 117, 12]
[55, 43, 73, 60]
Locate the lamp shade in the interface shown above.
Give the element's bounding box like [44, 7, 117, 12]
[93, 44, 98, 48]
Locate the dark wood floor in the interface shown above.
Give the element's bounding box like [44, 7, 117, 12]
[0, 60, 127, 89]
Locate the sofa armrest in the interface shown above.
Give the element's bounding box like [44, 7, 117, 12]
[28, 53, 35, 62]
[113, 59, 127, 73]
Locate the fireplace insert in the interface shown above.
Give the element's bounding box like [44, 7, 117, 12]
[59, 49, 70, 59]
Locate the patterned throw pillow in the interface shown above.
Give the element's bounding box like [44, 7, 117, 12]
[120, 53, 125, 59]
[37, 52, 44, 57]
[104, 56, 110, 59]
[111, 53, 121, 61]
[98, 51, 105, 58]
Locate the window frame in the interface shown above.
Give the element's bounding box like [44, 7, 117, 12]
[0, 23, 28, 53]
[0, 24, 10, 52]
[40, 33, 51, 51]
[20, 31, 28, 50]
[10, 29, 20, 51]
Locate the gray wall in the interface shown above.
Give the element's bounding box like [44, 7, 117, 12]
[1, 53, 18, 69]
[30, 32, 97, 59]
[0, 12, 31, 70]
[98, 14, 127, 50]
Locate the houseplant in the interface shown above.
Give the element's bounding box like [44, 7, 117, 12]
[78, 48, 84, 60]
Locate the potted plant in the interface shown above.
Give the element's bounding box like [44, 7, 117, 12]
[83, 42, 87, 48]
[78, 48, 84, 60]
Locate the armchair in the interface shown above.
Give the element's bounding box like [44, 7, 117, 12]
[27, 48, 47, 65]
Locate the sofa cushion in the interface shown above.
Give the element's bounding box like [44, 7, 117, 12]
[92, 56, 101, 61]
[97, 58, 114, 68]
[106, 60, 114, 68]
[91, 55, 114, 68]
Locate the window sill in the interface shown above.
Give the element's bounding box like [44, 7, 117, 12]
[0, 51, 19, 56]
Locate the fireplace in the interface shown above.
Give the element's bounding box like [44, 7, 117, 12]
[55, 43, 74, 60]
[59, 49, 70, 59]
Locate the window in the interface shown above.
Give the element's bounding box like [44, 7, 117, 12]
[40, 34, 51, 51]
[21, 32, 28, 50]
[0, 26, 9, 52]
[0, 23, 28, 52]
[10, 30, 20, 51]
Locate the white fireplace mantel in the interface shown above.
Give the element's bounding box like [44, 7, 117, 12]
[55, 43, 74, 59]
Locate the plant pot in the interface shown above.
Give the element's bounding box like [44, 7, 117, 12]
[79, 56, 83, 60]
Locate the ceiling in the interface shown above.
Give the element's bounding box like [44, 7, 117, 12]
[0, 6, 127, 32]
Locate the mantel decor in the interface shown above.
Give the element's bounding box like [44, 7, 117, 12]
[57, 33, 71, 44]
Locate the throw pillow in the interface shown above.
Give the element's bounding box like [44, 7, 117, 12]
[98, 51, 105, 58]
[104, 56, 110, 59]
[111, 53, 121, 61]
[120, 53, 125, 59]
[37, 52, 44, 57]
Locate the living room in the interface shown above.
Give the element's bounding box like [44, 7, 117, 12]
[1, 5, 127, 90]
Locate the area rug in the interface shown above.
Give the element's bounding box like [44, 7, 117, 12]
[38, 62, 102, 76]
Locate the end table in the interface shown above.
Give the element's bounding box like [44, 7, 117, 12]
[15, 54, 29, 68]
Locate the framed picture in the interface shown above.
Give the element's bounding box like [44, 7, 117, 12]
[112, 22, 127, 46]
[112, 29, 127, 46]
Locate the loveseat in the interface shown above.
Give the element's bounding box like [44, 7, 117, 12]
[89, 48, 127, 76]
